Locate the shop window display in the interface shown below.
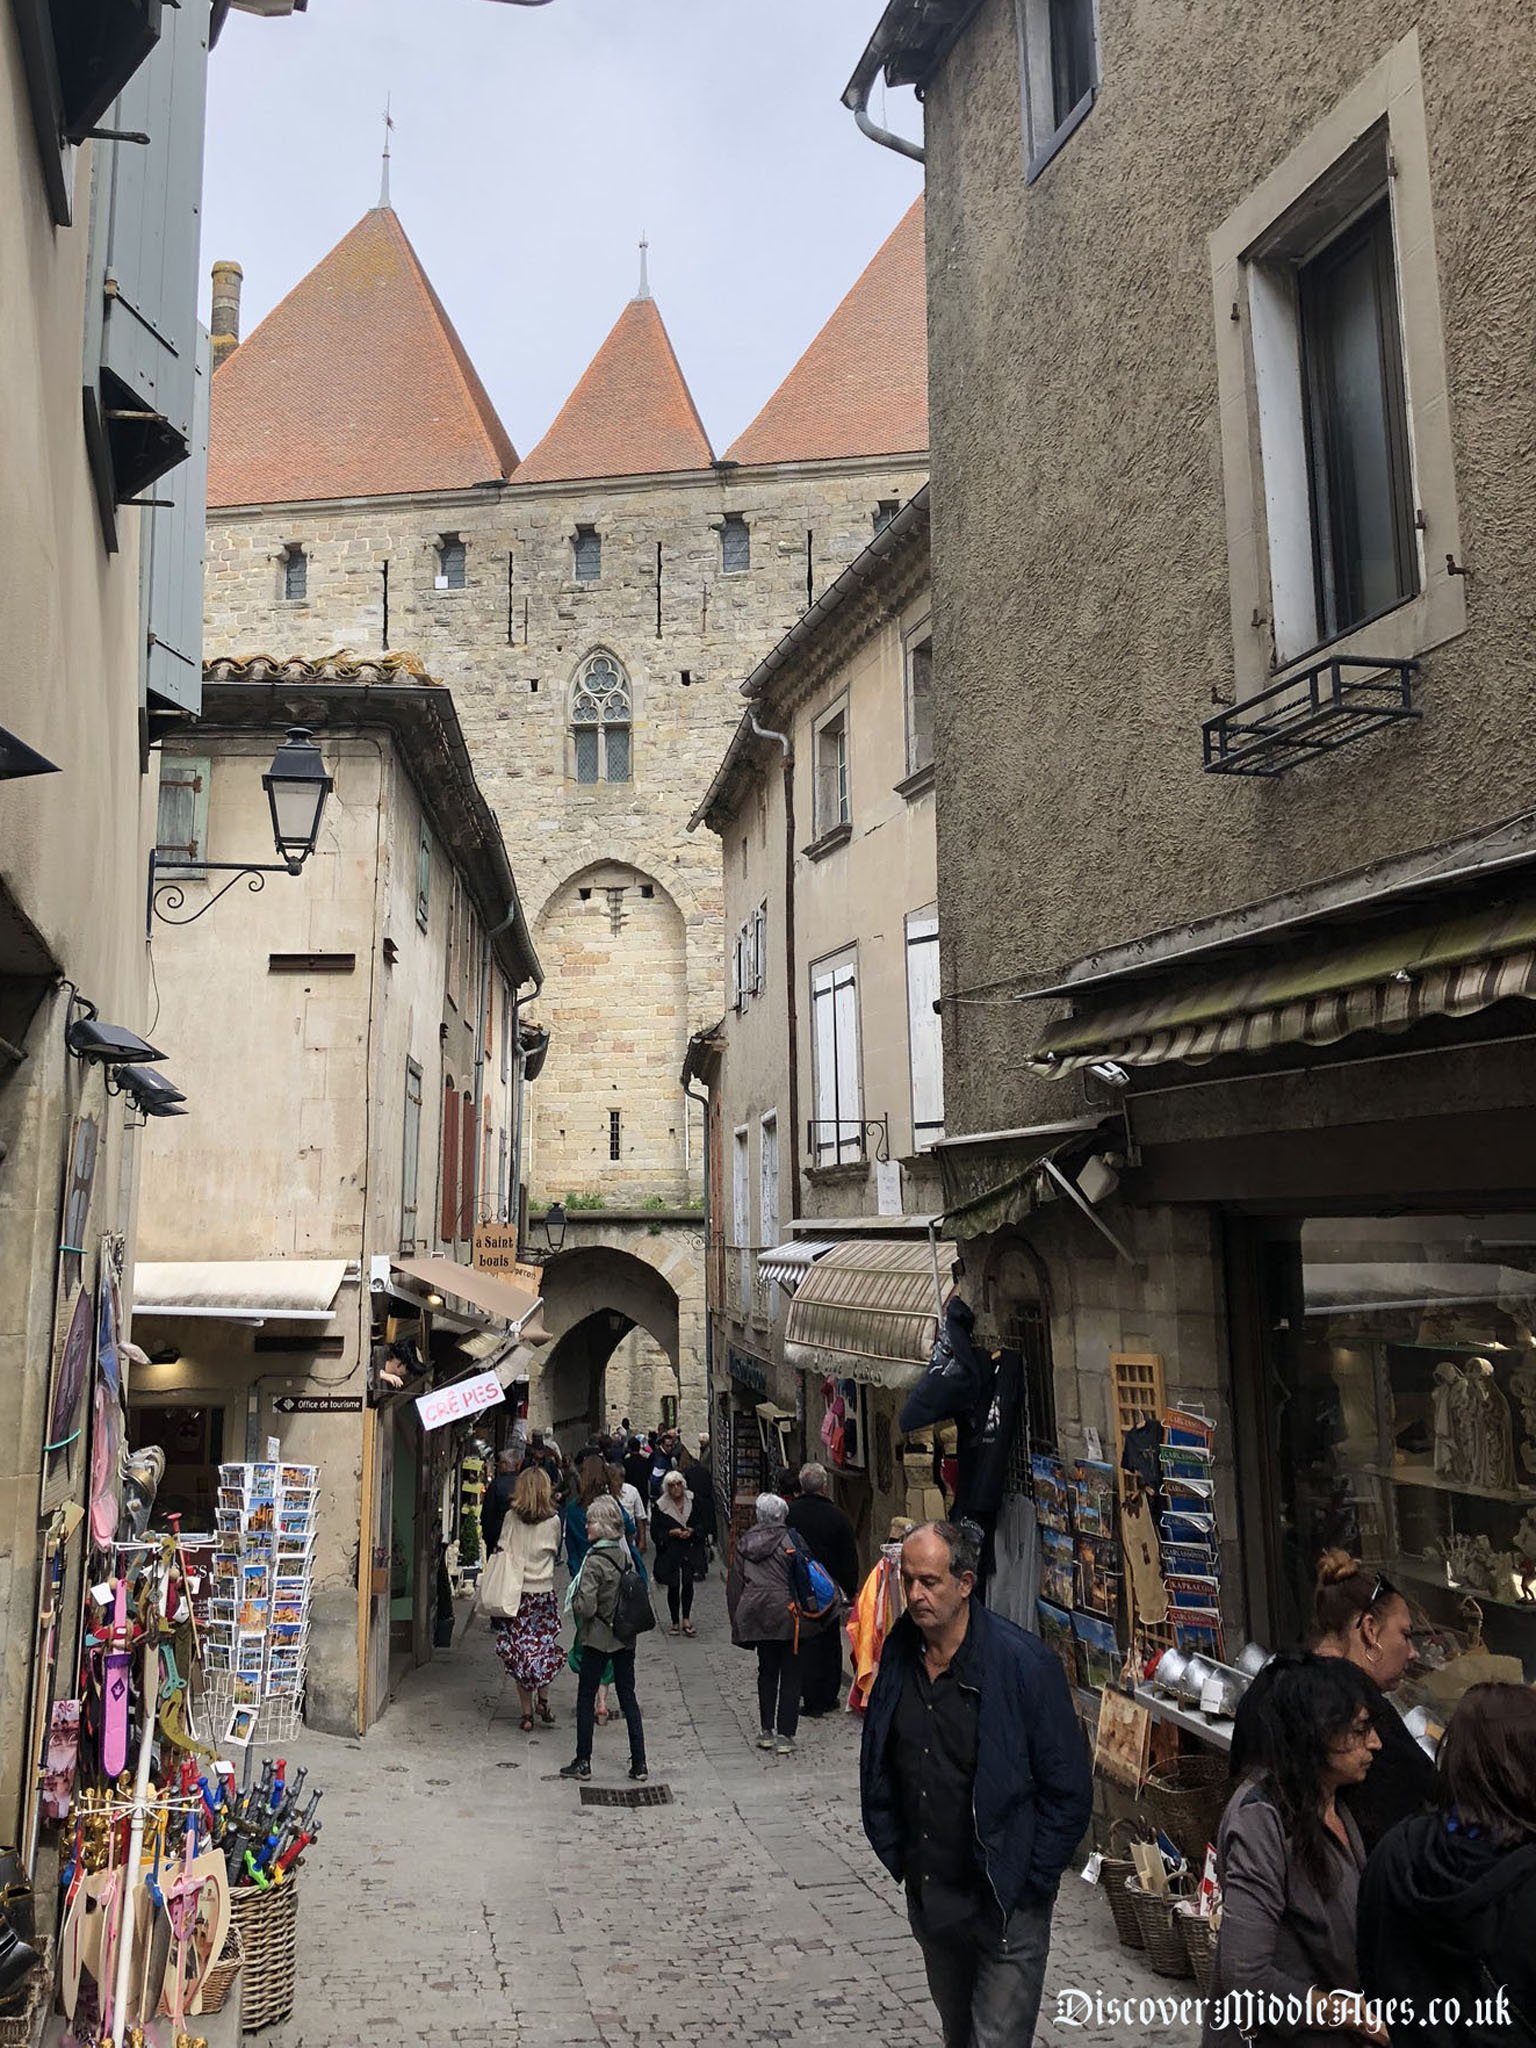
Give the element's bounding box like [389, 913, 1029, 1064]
[1277, 1214, 1536, 1689]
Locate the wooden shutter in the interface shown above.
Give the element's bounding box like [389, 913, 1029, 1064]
[142, 326, 209, 713]
[154, 754, 208, 869]
[905, 912, 944, 1148]
[439, 1081, 459, 1242]
[811, 964, 837, 1163]
[83, 0, 211, 527]
[401, 1062, 423, 1254]
[459, 1090, 475, 1241]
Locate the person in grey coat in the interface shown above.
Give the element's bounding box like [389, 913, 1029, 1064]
[1205, 1653, 1387, 2048]
[559, 1495, 647, 1783]
[727, 1493, 802, 1756]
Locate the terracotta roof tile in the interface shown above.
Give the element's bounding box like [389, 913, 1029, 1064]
[208, 209, 516, 507]
[513, 296, 713, 485]
[725, 195, 927, 467]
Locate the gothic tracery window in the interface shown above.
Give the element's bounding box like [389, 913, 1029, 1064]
[571, 653, 633, 785]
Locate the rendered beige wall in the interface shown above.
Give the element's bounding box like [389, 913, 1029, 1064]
[0, 53, 152, 1835]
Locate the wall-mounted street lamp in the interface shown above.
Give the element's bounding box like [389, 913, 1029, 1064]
[148, 728, 333, 934]
[541, 1201, 567, 1255]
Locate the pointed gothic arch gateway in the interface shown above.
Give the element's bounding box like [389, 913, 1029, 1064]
[569, 649, 632, 784]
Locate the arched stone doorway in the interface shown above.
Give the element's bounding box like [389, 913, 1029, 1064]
[533, 1244, 682, 1444]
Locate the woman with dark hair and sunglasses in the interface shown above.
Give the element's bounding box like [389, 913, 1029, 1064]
[1310, 1548, 1436, 1850]
[1205, 1654, 1387, 2046]
[1357, 1682, 1536, 2045]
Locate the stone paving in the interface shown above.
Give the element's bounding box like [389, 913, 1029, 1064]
[265, 1575, 1201, 2048]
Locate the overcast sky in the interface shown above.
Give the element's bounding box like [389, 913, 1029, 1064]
[202, 0, 924, 457]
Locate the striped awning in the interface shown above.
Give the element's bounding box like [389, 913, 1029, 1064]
[1029, 901, 1536, 1076]
[784, 1238, 954, 1391]
[757, 1240, 839, 1294]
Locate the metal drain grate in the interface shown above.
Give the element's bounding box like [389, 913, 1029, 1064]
[578, 1783, 673, 1808]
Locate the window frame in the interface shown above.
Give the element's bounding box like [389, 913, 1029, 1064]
[436, 533, 467, 591]
[809, 947, 863, 1167]
[1296, 198, 1419, 647]
[439, 1076, 460, 1244]
[1016, 0, 1099, 185]
[903, 618, 934, 781]
[609, 1108, 622, 1163]
[416, 827, 431, 932]
[720, 514, 750, 576]
[281, 544, 308, 603]
[905, 910, 946, 1152]
[812, 700, 851, 838]
[1210, 38, 1465, 704]
[401, 1058, 424, 1255]
[573, 524, 601, 583]
[570, 651, 633, 786]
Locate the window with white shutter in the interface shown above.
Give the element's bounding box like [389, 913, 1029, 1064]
[905, 911, 945, 1149]
[400, 1059, 423, 1254]
[810, 951, 862, 1164]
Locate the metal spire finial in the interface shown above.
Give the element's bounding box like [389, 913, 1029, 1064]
[637, 231, 650, 301]
[379, 95, 394, 210]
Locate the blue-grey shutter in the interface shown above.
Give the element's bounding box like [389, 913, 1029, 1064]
[85, 0, 210, 527]
[142, 324, 209, 713]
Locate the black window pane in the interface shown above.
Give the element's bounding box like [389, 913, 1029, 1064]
[722, 517, 750, 574]
[441, 539, 466, 588]
[284, 550, 306, 601]
[1300, 202, 1418, 640]
[574, 528, 601, 581]
[1049, 0, 1094, 129]
[604, 724, 631, 783]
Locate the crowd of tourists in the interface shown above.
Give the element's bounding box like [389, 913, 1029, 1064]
[477, 1426, 1536, 2048]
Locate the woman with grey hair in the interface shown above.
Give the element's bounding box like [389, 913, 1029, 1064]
[559, 1493, 648, 1782]
[727, 1493, 804, 1755]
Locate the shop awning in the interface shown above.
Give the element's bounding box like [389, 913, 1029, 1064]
[392, 1254, 541, 1329]
[1028, 900, 1536, 1075]
[132, 1259, 350, 1322]
[784, 1238, 954, 1391]
[757, 1240, 839, 1293]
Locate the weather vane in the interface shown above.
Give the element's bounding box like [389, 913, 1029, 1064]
[379, 94, 394, 209]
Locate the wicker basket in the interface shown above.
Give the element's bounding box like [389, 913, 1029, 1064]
[231, 1881, 298, 2031]
[1178, 1906, 1219, 1993]
[1098, 1820, 1148, 1950]
[1126, 1876, 1195, 1979]
[0, 1938, 50, 2047]
[1137, 1751, 1231, 1864]
[194, 1921, 245, 2016]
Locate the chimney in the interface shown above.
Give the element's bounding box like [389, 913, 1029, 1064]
[210, 259, 243, 368]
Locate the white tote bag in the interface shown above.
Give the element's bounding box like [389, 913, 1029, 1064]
[479, 1528, 526, 1621]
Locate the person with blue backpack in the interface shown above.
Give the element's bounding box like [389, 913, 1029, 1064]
[727, 1492, 843, 1756]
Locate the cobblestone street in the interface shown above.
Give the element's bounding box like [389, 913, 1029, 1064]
[266, 1575, 1201, 2048]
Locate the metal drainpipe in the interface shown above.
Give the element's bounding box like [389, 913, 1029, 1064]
[844, 68, 925, 163]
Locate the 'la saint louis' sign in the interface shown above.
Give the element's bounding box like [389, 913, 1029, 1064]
[415, 1369, 505, 1434]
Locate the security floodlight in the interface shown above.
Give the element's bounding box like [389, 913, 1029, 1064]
[118, 1065, 185, 1106]
[1087, 1060, 1131, 1088]
[66, 1015, 166, 1067]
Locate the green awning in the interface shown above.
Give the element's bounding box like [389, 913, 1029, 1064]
[1029, 899, 1536, 1075]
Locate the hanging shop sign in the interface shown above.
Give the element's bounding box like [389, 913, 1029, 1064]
[273, 1396, 364, 1414]
[472, 1226, 543, 1298]
[727, 1348, 767, 1396]
[415, 1369, 505, 1433]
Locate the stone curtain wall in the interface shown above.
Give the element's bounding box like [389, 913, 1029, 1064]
[204, 457, 925, 1195]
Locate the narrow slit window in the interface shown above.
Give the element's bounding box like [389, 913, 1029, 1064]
[283, 546, 307, 601]
[573, 525, 601, 582]
[438, 535, 466, 589]
[721, 515, 750, 574]
[609, 1109, 622, 1161]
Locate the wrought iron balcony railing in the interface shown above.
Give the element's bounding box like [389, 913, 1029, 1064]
[1202, 655, 1419, 777]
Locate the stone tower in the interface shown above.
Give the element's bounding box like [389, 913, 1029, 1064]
[201, 194, 928, 1436]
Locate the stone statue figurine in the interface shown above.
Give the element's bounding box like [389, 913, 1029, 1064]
[1432, 1362, 1472, 1483]
[1508, 1361, 1536, 1479]
[1465, 1357, 1517, 1493]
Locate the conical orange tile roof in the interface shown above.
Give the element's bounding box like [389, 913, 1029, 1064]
[208, 208, 516, 507]
[726, 195, 927, 467]
[513, 295, 713, 485]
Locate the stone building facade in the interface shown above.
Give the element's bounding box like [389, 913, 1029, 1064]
[855, 2, 1536, 1682]
[201, 194, 928, 1435]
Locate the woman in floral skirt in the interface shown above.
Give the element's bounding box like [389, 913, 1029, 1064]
[490, 1465, 564, 1730]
